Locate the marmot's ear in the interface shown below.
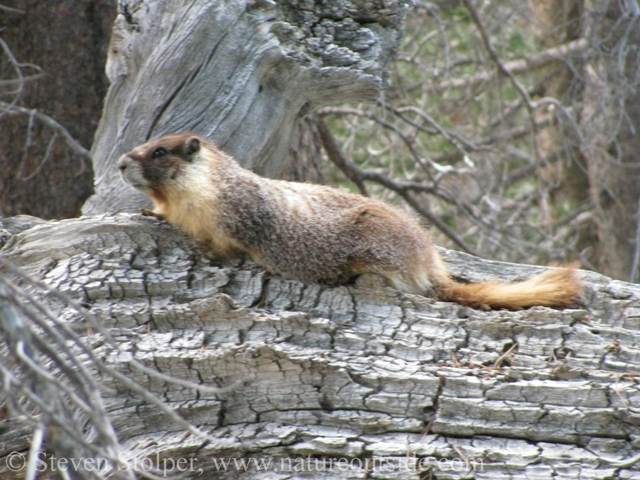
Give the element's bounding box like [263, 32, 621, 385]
[185, 136, 201, 156]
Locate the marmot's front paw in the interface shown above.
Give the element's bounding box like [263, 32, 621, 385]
[141, 208, 165, 220]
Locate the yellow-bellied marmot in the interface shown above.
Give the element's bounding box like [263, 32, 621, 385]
[117, 133, 583, 309]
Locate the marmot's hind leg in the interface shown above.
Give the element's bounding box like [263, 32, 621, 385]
[346, 204, 447, 295]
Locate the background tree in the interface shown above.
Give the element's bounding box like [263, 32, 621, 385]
[0, 0, 116, 219]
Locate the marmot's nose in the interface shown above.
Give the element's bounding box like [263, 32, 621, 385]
[116, 155, 130, 172]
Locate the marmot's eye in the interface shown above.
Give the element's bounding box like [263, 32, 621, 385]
[152, 148, 167, 159]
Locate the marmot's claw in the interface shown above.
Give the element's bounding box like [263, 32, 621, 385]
[141, 208, 165, 220]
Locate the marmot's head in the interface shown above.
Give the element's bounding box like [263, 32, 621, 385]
[117, 133, 211, 201]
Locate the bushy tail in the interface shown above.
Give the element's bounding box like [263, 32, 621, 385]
[439, 267, 583, 309]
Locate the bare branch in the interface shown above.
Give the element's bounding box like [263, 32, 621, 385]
[430, 38, 587, 92]
[25, 427, 44, 480]
[19, 133, 57, 181]
[462, 0, 535, 110]
[316, 117, 368, 196]
[0, 101, 91, 159]
[318, 106, 437, 183]
[0, 4, 25, 14]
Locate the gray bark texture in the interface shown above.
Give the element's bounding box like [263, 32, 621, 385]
[0, 214, 639, 479]
[83, 0, 405, 215]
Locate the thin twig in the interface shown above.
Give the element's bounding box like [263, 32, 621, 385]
[0, 101, 91, 159]
[461, 0, 536, 113]
[20, 133, 57, 181]
[493, 343, 518, 368]
[317, 106, 437, 183]
[0, 266, 217, 478]
[25, 427, 45, 480]
[0, 4, 26, 14]
[431, 38, 588, 92]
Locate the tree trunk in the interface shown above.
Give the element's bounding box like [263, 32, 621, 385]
[0, 214, 638, 479]
[0, 0, 115, 219]
[579, 2, 640, 282]
[82, 0, 406, 215]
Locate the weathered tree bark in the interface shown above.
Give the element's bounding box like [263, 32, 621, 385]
[1, 214, 638, 479]
[83, 0, 406, 215]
